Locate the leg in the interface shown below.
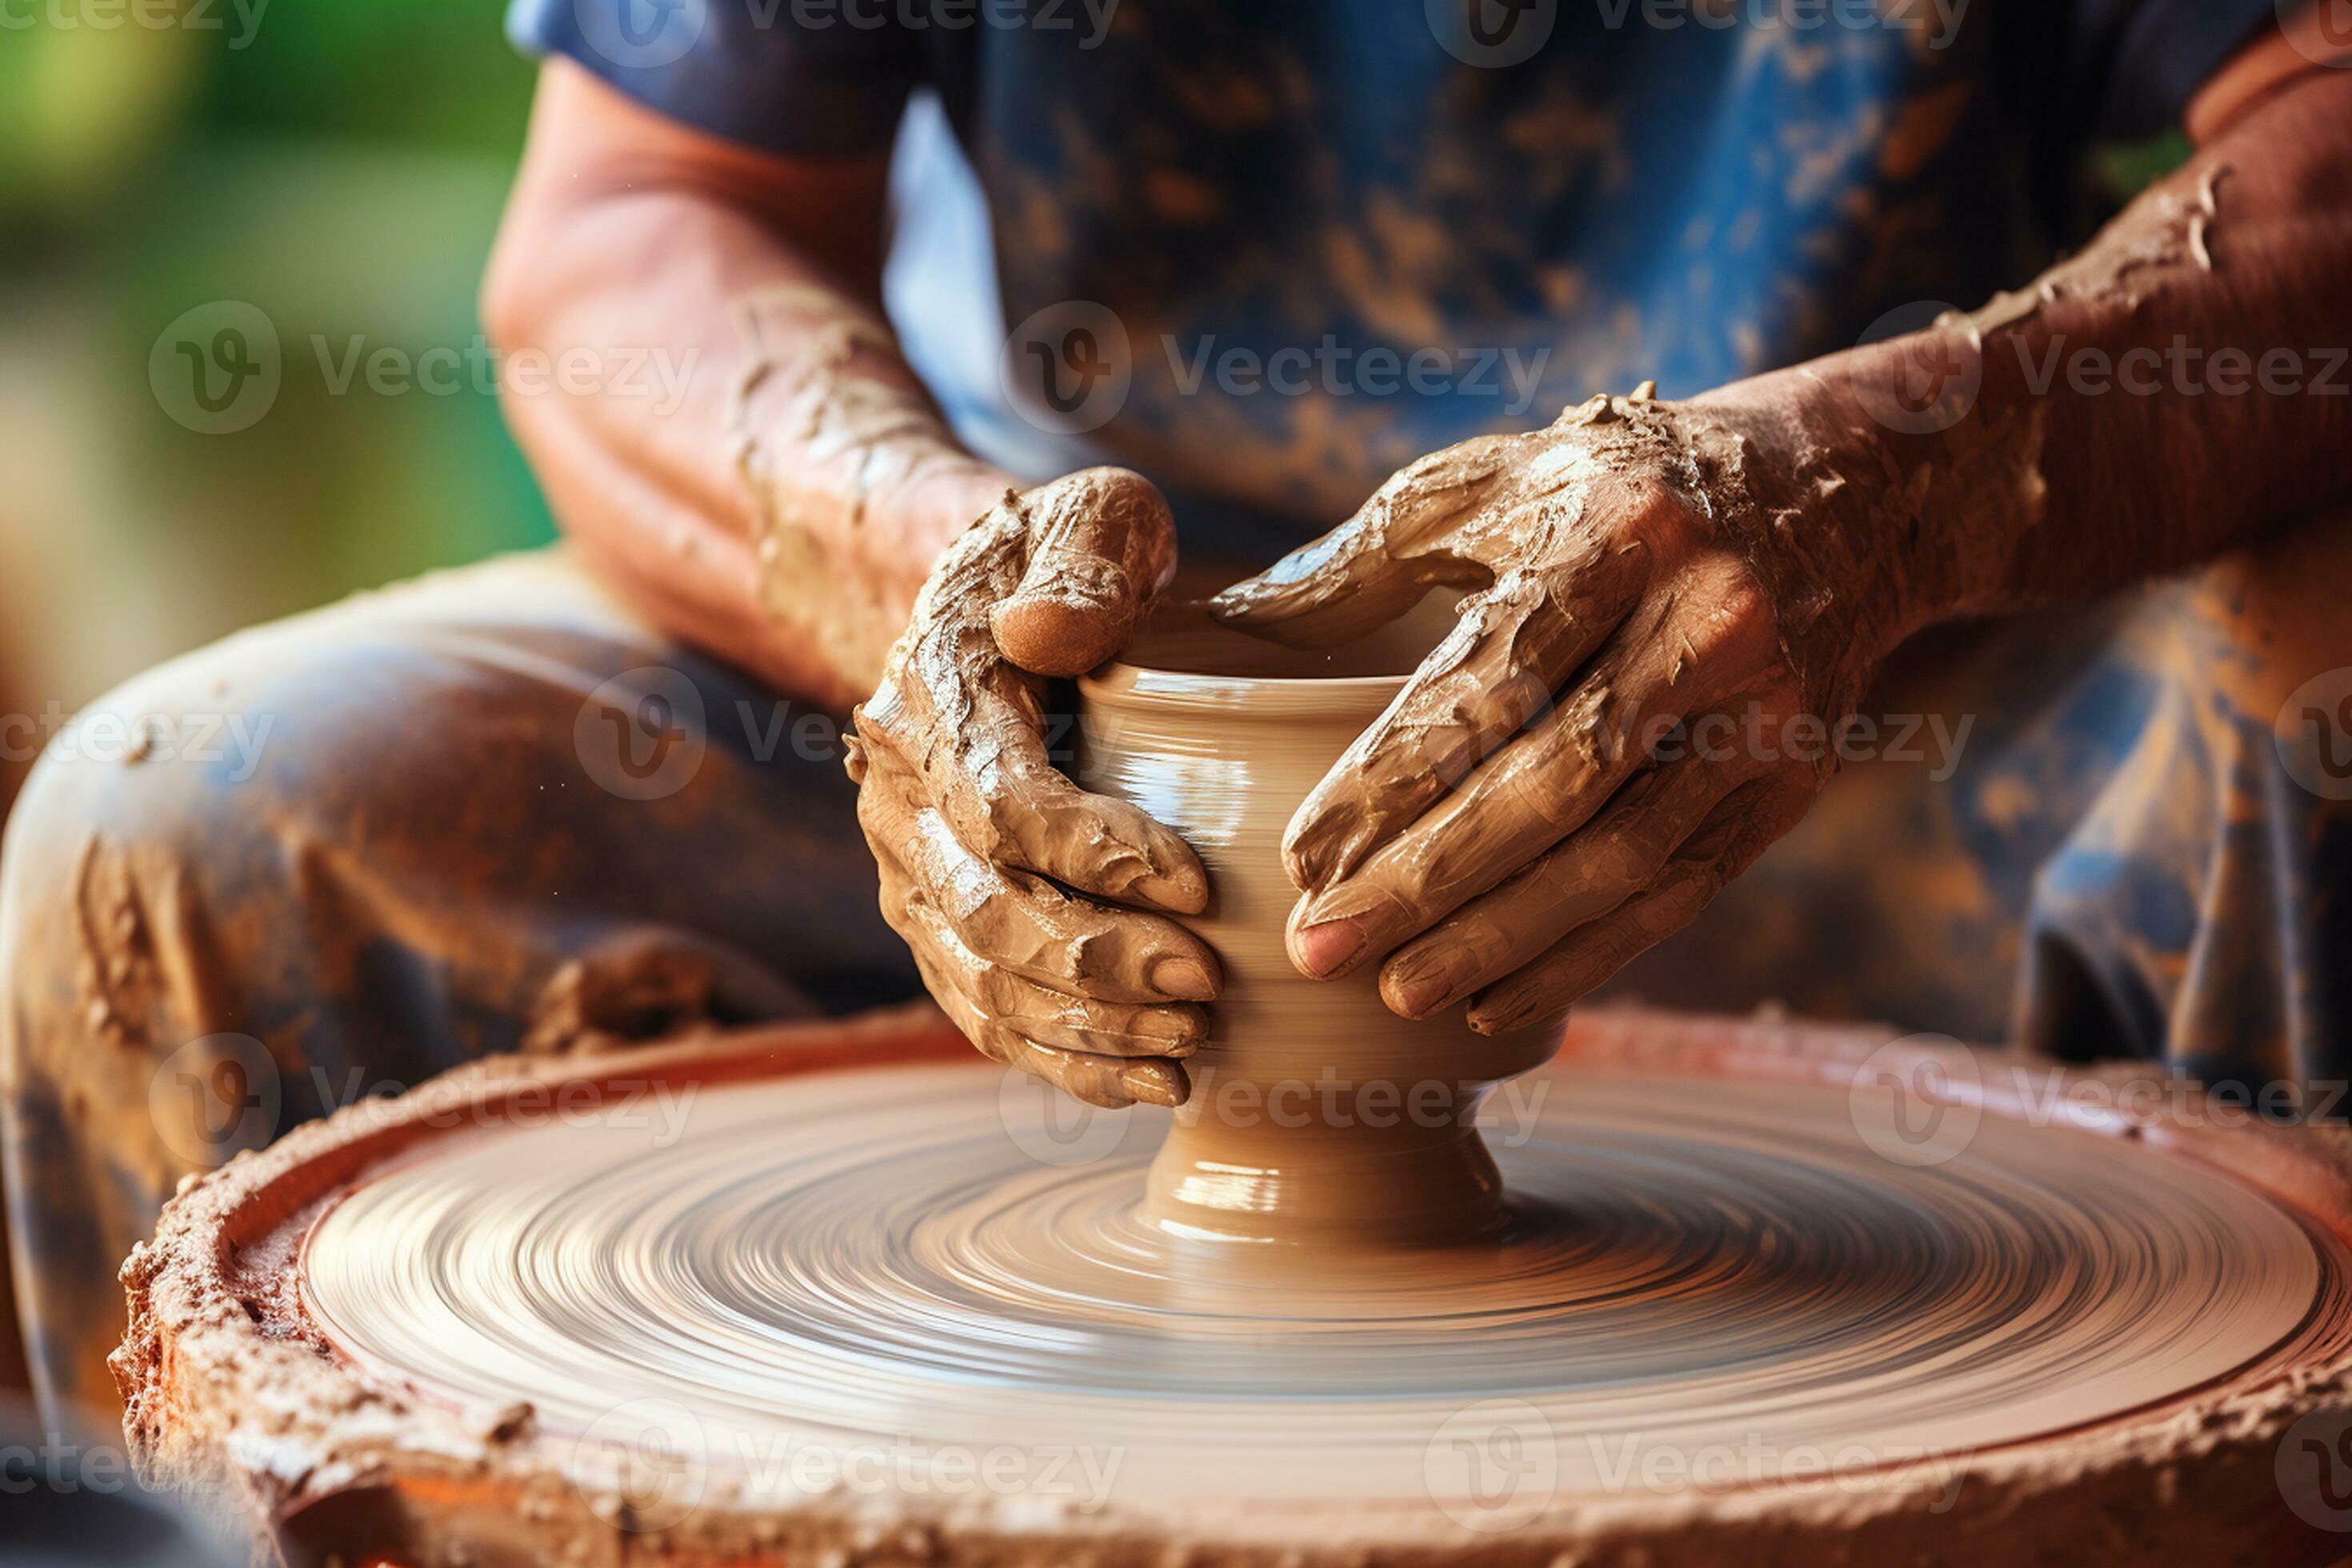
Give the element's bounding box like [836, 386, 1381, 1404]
[0, 550, 917, 1418]
[2017, 513, 2352, 1088]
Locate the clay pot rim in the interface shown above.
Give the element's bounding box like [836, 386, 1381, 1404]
[112, 1004, 2352, 1565]
[1081, 658, 1410, 714]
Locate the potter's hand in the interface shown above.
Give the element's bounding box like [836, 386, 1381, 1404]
[1210, 388, 1894, 1033]
[847, 467, 1220, 1108]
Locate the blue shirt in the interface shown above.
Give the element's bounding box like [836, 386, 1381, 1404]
[512, 0, 2279, 550]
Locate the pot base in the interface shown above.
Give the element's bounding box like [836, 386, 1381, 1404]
[1145, 1101, 1511, 1246]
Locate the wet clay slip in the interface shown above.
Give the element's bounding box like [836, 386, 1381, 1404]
[1079, 614, 1560, 1245]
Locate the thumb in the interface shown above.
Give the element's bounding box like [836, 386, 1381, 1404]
[1205, 516, 1426, 650]
[990, 467, 1177, 677]
[1207, 436, 1511, 648]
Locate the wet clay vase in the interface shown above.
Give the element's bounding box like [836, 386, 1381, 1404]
[1078, 611, 1564, 1246]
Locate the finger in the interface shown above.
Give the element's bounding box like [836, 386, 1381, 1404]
[992, 467, 1178, 677]
[905, 936, 1190, 1108]
[1003, 1037, 1190, 1110]
[857, 760, 1221, 1002]
[859, 662, 1210, 913]
[1376, 759, 1737, 1020]
[898, 901, 1208, 1058]
[958, 682, 1210, 911]
[1281, 538, 1650, 891]
[869, 817, 1207, 1066]
[1464, 776, 1810, 1034]
[1206, 436, 1518, 648]
[1286, 566, 1776, 979]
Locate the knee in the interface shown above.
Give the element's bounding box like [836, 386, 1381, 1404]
[0, 586, 520, 1009]
[0, 639, 312, 1417]
[2011, 512, 2352, 1075]
[2177, 508, 2352, 719]
[2, 628, 290, 939]
[2067, 510, 2352, 819]
[0, 642, 290, 1163]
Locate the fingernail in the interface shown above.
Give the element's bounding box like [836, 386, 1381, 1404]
[1294, 916, 1368, 978]
[1134, 862, 1210, 915]
[1134, 1007, 1202, 1046]
[1119, 1062, 1186, 1108]
[1382, 949, 1468, 1020]
[1148, 955, 1218, 1000]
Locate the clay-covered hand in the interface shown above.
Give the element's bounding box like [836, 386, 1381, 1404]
[847, 467, 1221, 1108]
[1210, 388, 1900, 1034]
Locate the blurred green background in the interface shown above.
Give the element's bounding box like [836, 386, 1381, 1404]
[0, 0, 550, 744]
[0, 0, 550, 1394]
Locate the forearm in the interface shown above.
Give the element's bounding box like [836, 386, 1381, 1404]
[483, 65, 1009, 707]
[1712, 68, 2352, 648]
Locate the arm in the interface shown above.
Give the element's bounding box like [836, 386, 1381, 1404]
[1210, 45, 2352, 1029]
[1730, 58, 2352, 644]
[489, 63, 1220, 1105]
[482, 61, 1012, 709]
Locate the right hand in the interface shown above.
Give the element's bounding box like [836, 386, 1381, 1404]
[845, 468, 1222, 1108]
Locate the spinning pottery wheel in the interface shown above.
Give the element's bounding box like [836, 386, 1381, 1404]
[115, 1004, 2352, 1566]
[110, 626, 2352, 1566]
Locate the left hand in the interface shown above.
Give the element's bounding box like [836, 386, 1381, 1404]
[847, 467, 1219, 1109]
[1208, 386, 1903, 1034]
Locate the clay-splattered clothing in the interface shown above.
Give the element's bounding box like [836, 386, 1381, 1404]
[519, 0, 2277, 541]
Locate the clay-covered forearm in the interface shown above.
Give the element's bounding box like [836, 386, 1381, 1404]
[1712, 67, 2352, 644]
[484, 64, 1008, 707]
